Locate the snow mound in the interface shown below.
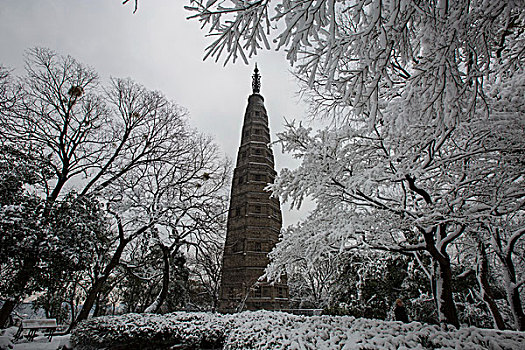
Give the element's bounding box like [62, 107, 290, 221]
[71, 311, 525, 350]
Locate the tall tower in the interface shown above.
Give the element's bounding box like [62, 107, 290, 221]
[218, 66, 289, 312]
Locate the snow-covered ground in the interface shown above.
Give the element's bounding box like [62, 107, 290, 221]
[12, 335, 70, 350]
[0, 327, 70, 350]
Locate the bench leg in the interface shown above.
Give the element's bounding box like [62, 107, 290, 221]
[14, 326, 23, 340]
[47, 327, 55, 342]
[27, 329, 36, 341]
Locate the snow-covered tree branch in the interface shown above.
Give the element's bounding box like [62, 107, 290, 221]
[185, 0, 525, 329]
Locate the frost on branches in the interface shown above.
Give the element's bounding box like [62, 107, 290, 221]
[187, 1, 525, 329]
[267, 82, 524, 328]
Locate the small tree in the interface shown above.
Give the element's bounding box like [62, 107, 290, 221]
[32, 194, 108, 322]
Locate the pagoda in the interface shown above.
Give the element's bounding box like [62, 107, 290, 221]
[218, 66, 289, 312]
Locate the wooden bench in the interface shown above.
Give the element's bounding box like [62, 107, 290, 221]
[14, 319, 57, 341]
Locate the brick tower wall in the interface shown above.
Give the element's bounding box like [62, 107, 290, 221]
[218, 89, 289, 312]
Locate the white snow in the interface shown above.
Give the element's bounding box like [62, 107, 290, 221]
[0, 326, 70, 350]
[70, 311, 525, 349]
[12, 335, 70, 350]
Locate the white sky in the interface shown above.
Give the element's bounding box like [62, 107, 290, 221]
[0, 0, 313, 225]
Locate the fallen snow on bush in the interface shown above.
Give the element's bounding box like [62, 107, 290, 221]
[225, 312, 525, 350]
[72, 312, 227, 349]
[72, 311, 525, 349]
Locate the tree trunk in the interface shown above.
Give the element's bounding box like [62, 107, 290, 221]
[0, 257, 37, 328]
[494, 236, 525, 331]
[422, 225, 460, 328]
[0, 300, 16, 329]
[68, 277, 79, 323]
[480, 278, 507, 330]
[501, 251, 525, 331]
[68, 299, 76, 325]
[144, 244, 171, 313]
[430, 274, 439, 320]
[69, 235, 130, 330]
[433, 258, 460, 328]
[508, 286, 525, 331]
[43, 176, 67, 217]
[477, 243, 506, 330]
[92, 295, 102, 317]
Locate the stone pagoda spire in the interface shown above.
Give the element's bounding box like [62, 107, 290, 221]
[218, 66, 289, 312]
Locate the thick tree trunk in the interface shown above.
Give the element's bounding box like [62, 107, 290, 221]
[429, 275, 438, 320]
[71, 277, 104, 328]
[69, 235, 130, 330]
[144, 244, 171, 313]
[477, 243, 506, 330]
[433, 258, 460, 328]
[0, 257, 37, 328]
[491, 228, 525, 331]
[507, 284, 525, 331]
[502, 253, 525, 331]
[43, 176, 67, 217]
[480, 279, 506, 330]
[422, 225, 460, 328]
[0, 300, 16, 329]
[92, 295, 102, 317]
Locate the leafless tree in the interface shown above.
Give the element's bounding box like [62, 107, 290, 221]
[0, 66, 18, 115]
[0, 47, 192, 327]
[72, 95, 230, 325]
[116, 136, 231, 313]
[187, 234, 225, 311]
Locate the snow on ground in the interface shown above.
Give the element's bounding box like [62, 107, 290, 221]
[0, 326, 70, 350]
[12, 335, 70, 350]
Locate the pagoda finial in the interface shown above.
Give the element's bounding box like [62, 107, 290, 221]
[252, 64, 261, 94]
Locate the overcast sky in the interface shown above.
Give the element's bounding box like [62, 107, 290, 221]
[0, 0, 313, 225]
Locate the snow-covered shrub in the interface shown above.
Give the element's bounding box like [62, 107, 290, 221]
[409, 293, 439, 325]
[72, 311, 525, 350]
[226, 312, 525, 350]
[71, 312, 227, 349]
[456, 298, 495, 329]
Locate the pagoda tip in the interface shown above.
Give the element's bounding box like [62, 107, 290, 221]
[252, 64, 261, 94]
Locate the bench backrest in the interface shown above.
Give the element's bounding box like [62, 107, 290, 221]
[21, 319, 57, 329]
